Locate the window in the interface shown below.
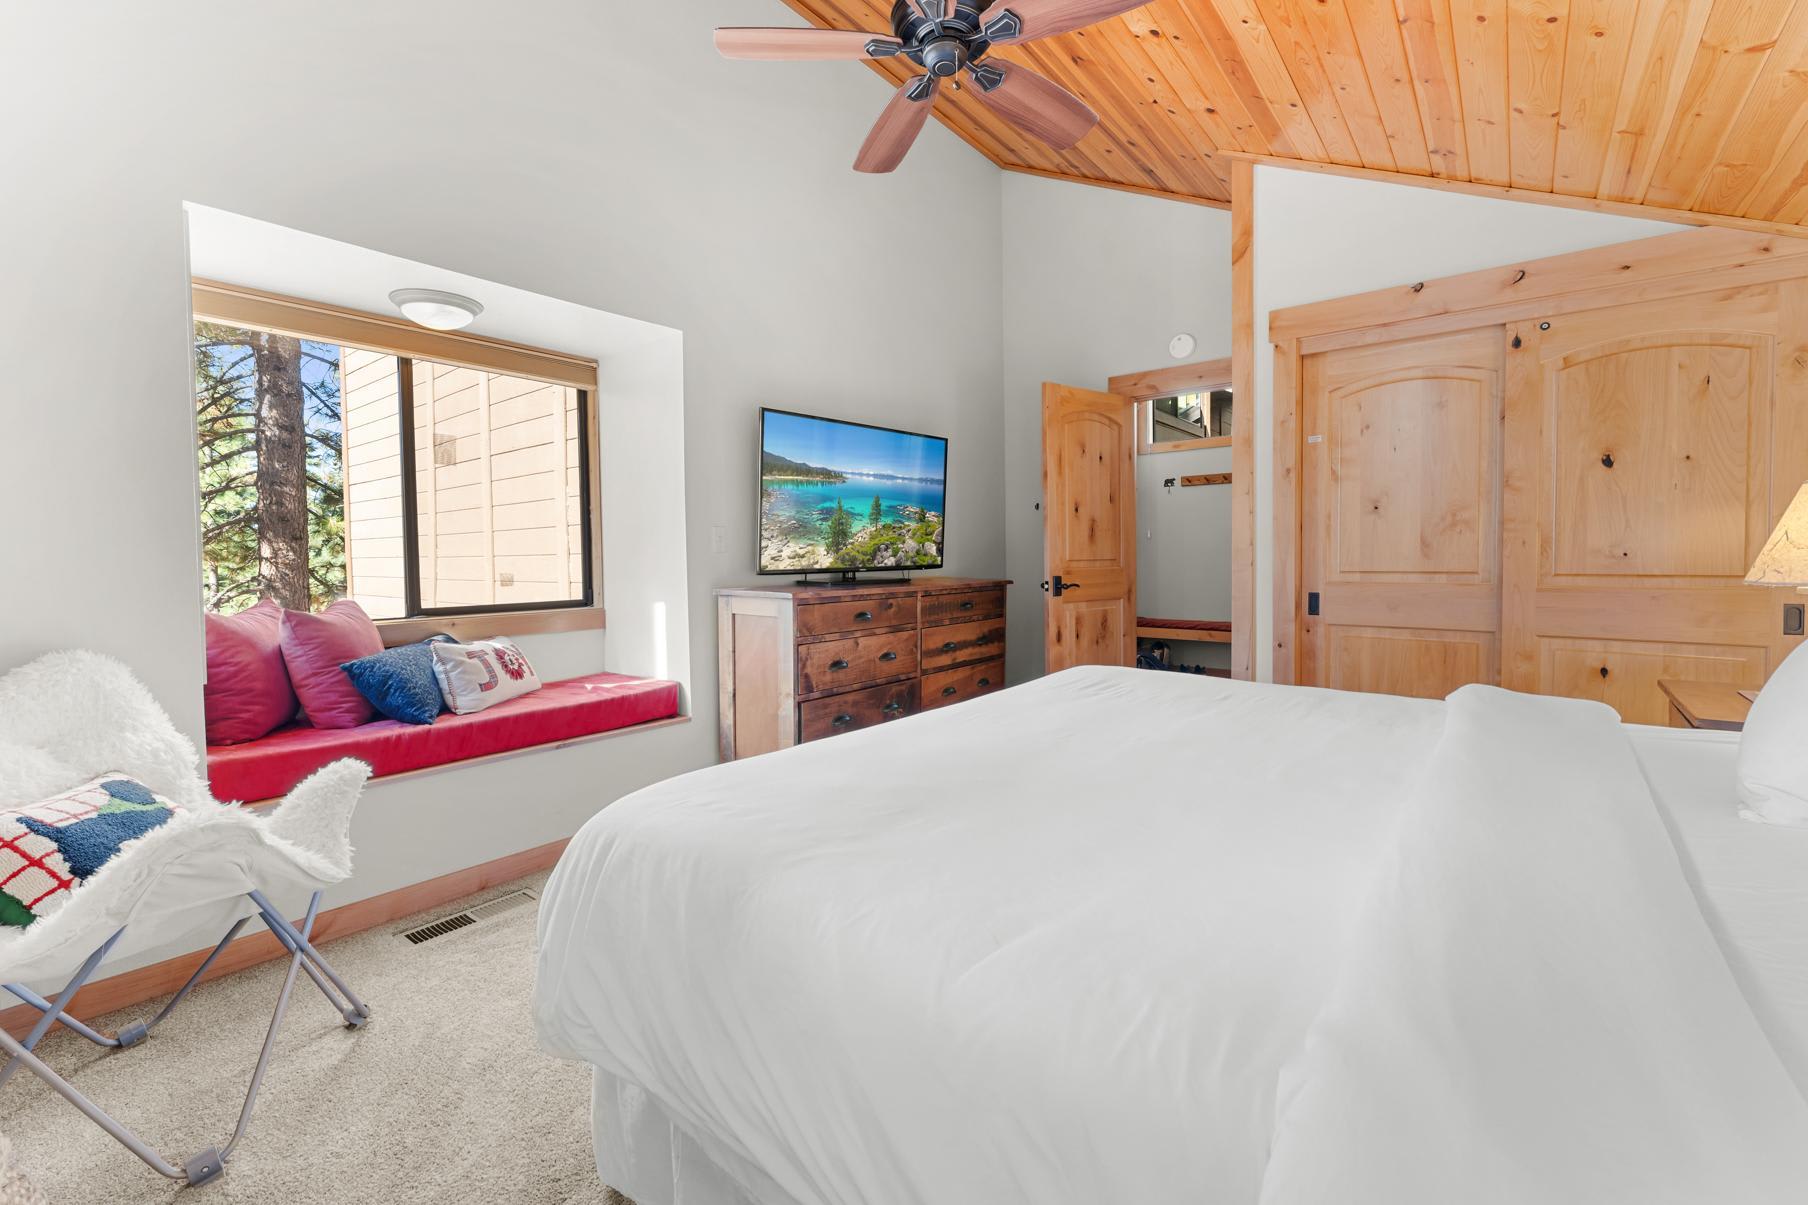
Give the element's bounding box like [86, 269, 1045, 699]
[193, 303, 595, 627]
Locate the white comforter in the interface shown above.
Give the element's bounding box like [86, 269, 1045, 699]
[535, 667, 1808, 1205]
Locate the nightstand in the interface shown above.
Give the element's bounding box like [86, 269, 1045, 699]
[1657, 679, 1753, 732]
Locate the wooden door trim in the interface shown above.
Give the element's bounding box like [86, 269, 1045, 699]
[1272, 230, 1808, 689]
[1268, 227, 1808, 347]
[1271, 339, 1300, 684]
[1230, 159, 1256, 682]
[1108, 356, 1233, 402]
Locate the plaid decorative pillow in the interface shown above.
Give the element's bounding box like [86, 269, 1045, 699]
[0, 775, 181, 929]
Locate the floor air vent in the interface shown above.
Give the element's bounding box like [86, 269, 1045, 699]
[399, 888, 538, 946]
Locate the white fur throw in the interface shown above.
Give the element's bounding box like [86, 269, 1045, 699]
[0, 651, 370, 985]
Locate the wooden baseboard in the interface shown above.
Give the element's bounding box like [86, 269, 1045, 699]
[2, 838, 570, 1040]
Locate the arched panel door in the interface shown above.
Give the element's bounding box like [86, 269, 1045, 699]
[1042, 383, 1136, 673]
[1503, 289, 1805, 723]
[1299, 327, 1504, 699]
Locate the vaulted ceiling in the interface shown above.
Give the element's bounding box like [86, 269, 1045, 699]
[779, 0, 1808, 234]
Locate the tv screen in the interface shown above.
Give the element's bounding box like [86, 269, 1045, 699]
[759, 408, 948, 575]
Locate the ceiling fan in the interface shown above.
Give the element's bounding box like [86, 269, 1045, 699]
[715, 1, 1149, 173]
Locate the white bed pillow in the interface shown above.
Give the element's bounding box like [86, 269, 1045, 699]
[429, 638, 542, 716]
[1738, 638, 1808, 827]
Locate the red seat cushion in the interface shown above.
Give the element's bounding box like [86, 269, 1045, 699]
[206, 672, 681, 803]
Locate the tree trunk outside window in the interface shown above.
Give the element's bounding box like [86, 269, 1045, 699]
[252, 330, 310, 611]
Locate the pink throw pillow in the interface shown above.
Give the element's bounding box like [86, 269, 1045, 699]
[204, 599, 299, 745]
[203, 597, 298, 741]
[280, 600, 384, 729]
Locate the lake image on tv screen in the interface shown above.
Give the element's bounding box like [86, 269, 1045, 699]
[760, 412, 947, 573]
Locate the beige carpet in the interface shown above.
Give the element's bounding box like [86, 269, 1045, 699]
[0, 872, 634, 1205]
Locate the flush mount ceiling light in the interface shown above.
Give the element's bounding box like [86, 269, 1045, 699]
[388, 288, 483, 331]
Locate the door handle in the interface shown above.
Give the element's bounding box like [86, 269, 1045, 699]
[1048, 575, 1081, 597]
[829, 658, 849, 671]
[879, 650, 898, 662]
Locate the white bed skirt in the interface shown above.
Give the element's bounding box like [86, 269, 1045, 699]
[592, 1068, 803, 1205]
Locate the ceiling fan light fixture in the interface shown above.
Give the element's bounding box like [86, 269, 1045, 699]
[388, 288, 483, 331]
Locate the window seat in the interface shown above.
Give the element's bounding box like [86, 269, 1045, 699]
[206, 672, 682, 804]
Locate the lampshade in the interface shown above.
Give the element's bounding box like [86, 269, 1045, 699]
[1747, 483, 1808, 587]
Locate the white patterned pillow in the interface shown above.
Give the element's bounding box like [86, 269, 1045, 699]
[1738, 639, 1808, 826]
[429, 638, 542, 715]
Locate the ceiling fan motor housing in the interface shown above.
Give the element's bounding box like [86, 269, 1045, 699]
[890, 1, 994, 67]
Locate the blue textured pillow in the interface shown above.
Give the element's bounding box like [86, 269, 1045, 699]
[340, 636, 452, 725]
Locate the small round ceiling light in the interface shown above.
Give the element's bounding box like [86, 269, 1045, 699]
[1169, 332, 1197, 360]
[389, 288, 483, 331]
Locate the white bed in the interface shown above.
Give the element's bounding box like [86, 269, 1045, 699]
[534, 667, 1808, 1205]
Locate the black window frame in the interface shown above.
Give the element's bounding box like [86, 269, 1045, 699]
[393, 355, 596, 619]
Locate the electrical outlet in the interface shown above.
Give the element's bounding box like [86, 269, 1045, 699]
[711, 525, 727, 555]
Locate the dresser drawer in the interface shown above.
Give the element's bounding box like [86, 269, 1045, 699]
[921, 658, 1003, 711]
[799, 680, 917, 742]
[795, 595, 914, 637]
[921, 588, 1004, 626]
[920, 616, 1005, 672]
[797, 631, 919, 695]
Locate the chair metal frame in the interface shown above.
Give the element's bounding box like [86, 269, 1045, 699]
[0, 888, 369, 1187]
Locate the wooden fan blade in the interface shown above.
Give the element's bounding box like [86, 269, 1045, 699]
[714, 28, 901, 61]
[970, 63, 1097, 149]
[981, 0, 1149, 45]
[855, 78, 939, 174]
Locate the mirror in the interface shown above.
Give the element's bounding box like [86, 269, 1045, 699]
[1148, 388, 1231, 447]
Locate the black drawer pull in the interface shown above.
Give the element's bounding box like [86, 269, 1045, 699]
[959, 600, 975, 611]
[829, 658, 849, 671]
[977, 677, 991, 687]
[941, 685, 958, 697]
[879, 650, 898, 662]
[882, 700, 905, 714]
[832, 713, 854, 727]
[941, 640, 958, 652]
[976, 634, 992, 645]
[854, 610, 873, 621]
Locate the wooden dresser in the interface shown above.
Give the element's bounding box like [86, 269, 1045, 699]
[716, 577, 1010, 760]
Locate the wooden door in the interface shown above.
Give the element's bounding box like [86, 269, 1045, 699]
[1502, 289, 1807, 723]
[1299, 328, 1504, 699]
[1042, 382, 1136, 672]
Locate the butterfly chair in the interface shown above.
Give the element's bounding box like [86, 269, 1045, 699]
[0, 650, 372, 1187]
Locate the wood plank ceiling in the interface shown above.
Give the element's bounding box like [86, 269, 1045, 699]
[777, 0, 1808, 233]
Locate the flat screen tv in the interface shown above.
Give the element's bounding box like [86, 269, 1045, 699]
[758, 408, 948, 578]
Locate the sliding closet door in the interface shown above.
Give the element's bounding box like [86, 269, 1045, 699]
[1502, 288, 1807, 723]
[1298, 328, 1504, 698]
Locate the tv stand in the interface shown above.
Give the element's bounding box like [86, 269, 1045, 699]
[715, 577, 1011, 760]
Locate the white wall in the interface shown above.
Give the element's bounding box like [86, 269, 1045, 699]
[1001, 174, 1234, 680]
[0, 0, 1005, 973]
[1135, 444, 1233, 671]
[1249, 166, 1686, 680]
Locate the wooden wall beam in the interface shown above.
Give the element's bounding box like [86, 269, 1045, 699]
[1230, 159, 1256, 682]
